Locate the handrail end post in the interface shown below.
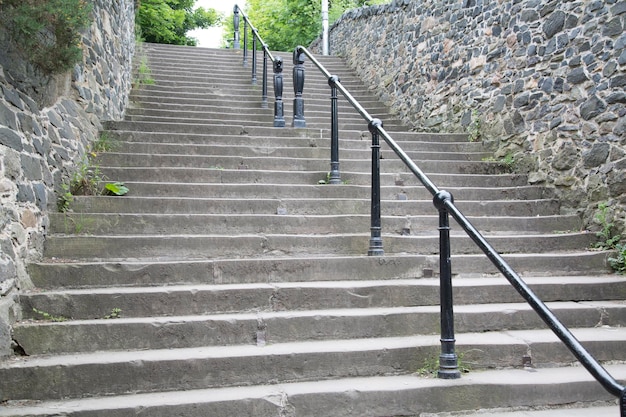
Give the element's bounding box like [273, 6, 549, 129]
[292, 47, 306, 128]
[434, 190, 461, 380]
[233, 5, 240, 50]
[273, 56, 285, 128]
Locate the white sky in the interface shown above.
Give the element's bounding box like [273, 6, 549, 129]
[189, 0, 245, 48]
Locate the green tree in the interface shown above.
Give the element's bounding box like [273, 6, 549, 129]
[137, 0, 221, 46]
[0, 0, 93, 73]
[222, 0, 389, 51]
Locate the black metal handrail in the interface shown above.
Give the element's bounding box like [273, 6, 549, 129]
[233, 5, 285, 127]
[294, 45, 626, 415]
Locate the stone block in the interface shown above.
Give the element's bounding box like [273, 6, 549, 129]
[0, 127, 22, 151]
[0, 101, 17, 130]
[542, 10, 565, 39]
[583, 142, 610, 168]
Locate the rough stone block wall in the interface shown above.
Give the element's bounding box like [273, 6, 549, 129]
[0, 0, 135, 356]
[312, 0, 626, 232]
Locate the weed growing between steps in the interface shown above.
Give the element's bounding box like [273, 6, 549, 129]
[467, 110, 481, 143]
[31, 308, 68, 323]
[481, 154, 516, 173]
[416, 353, 472, 377]
[592, 202, 625, 273]
[132, 36, 155, 88]
[57, 132, 129, 213]
[103, 308, 122, 319]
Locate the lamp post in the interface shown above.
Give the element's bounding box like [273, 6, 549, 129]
[322, 0, 329, 55]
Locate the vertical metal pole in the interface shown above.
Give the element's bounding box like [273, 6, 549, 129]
[243, 21, 248, 67]
[273, 57, 285, 127]
[322, 0, 329, 55]
[621, 389, 625, 417]
[233, 5, 240, 50]
[251, 33, 257, 85]
[261, 48, 268, 108]
[328, 75, 341, 184]
[368, 119, 384, 256]
[434, 190, 461, 380]
[292, 48, 306, 128]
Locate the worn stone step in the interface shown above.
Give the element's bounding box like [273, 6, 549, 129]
[115, 140, 493, 161]
[104, 130, 475, 150]
[105, 119, 426, 138]
[94, 152, 509, 175]
[88, 182, 555, 201]
[105, 120, 471, 143]
[66, 196, 561, 218]
[18, 274, 626, 321]
[98, 166, 528, 188]
[445, 405, 620, 417]
[50, 208, 579, 235]
[1, 364, 624, 416]
[26, 252, 612, 290]
[42, 232, 596, 261]
[124, 110, 401, 131]
[3, 328, 626, 402]
[129, 93, 393, 115]
[13, 302, 626, 358]
[125, 107, 401, 127]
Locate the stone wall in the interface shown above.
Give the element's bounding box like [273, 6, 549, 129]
[312, 0, 626, 233]
[0, 0, 135, 356]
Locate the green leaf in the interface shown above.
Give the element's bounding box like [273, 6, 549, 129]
[104, 182, 129, 196]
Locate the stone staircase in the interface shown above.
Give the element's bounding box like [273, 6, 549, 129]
[1, 43, 625, 416]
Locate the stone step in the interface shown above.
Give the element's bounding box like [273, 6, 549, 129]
[448, 405, 620, 417]
[49, 212, 581, 236]
[1, 364, 624, 416]
[65, 196, 562, 217]
[17, 274, 626, 322]
[93, 153, 509, 175]
[98, 166, 528, 188]
[124, 106, 401, 127]
[104, 130, 475, 149]
[103, 119, 431, 138]
[42, 232, 596, 261]
[12, 303, 626, 356]
[129, 92, 393, 114]
[124, 109, 403, 131]
[28, 252, 613, 290]
[140, 82, 383, 106]
[70, 182, 557, 201]
[114, 140, 493, 160]
[3, 329, 626, 402]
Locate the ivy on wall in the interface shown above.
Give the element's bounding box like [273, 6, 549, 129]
[0, 0, 93, 74]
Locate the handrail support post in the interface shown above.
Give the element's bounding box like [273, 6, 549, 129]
[251, 34, 257, 85]
[368, 119, 384, 256]
[434, 190, 461, 380]
[261, 48, 268, 108]
[233, 5, 240, 49]
[329, 75, 341, 184]
[621, 389, 625, 417]
[273, 57, 285, 127]
[243, 20, 248, 67]
[292, 48, 306, 128]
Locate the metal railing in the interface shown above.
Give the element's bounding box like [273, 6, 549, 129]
[292, 44, 626, 415]
[233, 5, 285, 127]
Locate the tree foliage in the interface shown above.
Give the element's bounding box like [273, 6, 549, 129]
[0, 0, 93, 73]
[223, 0, 389, 51]
[137, 0, 221, 46]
